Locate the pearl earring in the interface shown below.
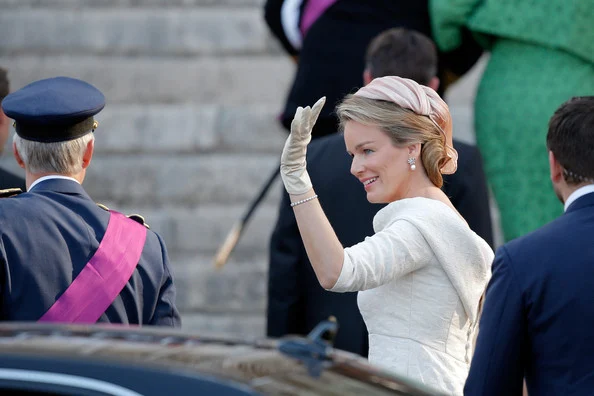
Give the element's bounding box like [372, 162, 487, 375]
[407, 157, 416, 171]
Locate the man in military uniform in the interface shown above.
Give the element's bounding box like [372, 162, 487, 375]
[0, 67, 26, 190]
[0, 76, 181, 326]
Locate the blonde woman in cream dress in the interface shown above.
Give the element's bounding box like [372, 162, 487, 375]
[278, 76, 493, 395]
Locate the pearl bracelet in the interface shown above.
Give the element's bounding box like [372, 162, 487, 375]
[290, 194, 319, 207]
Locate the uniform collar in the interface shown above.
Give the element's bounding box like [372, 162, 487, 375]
[27, 176, 89, 199]
[29, 175, 81, 192]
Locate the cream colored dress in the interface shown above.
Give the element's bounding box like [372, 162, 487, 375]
[330, 197, 493, 395]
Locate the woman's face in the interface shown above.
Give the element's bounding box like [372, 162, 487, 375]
[344, 120, 412, 203]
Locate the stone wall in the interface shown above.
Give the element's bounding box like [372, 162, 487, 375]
[0, 0, 491, 338]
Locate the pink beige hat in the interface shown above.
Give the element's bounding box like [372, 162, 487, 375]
[354, 76, 458, 174]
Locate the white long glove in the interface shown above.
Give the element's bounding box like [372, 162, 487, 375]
[280, 97, 326, 195]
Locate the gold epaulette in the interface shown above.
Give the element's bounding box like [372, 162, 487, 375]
[0, 188, 23, 198]
[96, 203, 150, 229]
[127, 214, 150, 229]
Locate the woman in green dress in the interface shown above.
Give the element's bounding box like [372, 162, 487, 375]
[430, 0, 594, 241]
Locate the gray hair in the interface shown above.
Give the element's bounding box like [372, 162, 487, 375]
[13, 133, 95, 174]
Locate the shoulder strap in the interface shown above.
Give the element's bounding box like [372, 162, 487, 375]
[38, 211, 148, 324]
[300, 0, 339, 36]
[0, 188, 23, 198]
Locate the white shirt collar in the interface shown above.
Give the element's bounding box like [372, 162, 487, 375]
[29, 175, 81, 191]
[564, 184, 594, 212]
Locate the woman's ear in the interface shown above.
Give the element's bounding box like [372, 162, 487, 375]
[408, 143, 422, 157]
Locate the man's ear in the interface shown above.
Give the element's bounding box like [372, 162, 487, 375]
[549, 150, 564, 184]
[13, 141, 25, 169]
[82, 138, 94, 169]
[428, 77, 440, 92]
[363, 68, 373, 86]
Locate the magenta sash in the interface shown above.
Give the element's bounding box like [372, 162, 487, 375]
[300, 0, 339, 36]
[38, 211, 147, 324]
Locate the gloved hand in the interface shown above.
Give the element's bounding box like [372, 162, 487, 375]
[280, 97, 326, 195]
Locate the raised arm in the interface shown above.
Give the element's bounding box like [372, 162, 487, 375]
[332, 220, 432, 292]
[280, 97, 345, 289]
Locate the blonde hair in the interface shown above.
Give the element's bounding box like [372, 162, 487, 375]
[337, 95, 450, 187]
[13, 133, 94, 174]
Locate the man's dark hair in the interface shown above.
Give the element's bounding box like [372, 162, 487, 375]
[365, 28, 437, 85]
[547, 96, 594, 185]
[0, 67, 9, 102]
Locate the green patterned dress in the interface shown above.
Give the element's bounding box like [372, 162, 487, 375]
[430, 0, 594, 241]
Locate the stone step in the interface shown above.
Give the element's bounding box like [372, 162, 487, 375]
[171, 253, 268, 313]
[84, 153, 283, 206]
[107, 202, 280, 255]
[0, 8, 276, 56]
[1, 0, 264, 8]
[94, 104, 287, 154]
[0, 55, 294, 105]
[180, 312, 265, 339]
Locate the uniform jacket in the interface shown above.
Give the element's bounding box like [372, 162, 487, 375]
[465, 191, 594, 396]
[267, 133, 493, 355]
[0, 178, 181, 326]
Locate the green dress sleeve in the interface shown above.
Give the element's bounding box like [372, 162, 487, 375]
[431, 0, 594, 65]
[429, 0, 482, 51]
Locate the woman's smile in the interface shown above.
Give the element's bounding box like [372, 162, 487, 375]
[362, 177, 379, 190]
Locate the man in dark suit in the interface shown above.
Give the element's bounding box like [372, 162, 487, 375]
[267, 28, 493, 356]
[465, 96, 594, 396]
[0, 76, 180, 326]
[0, 67, 26, 190]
